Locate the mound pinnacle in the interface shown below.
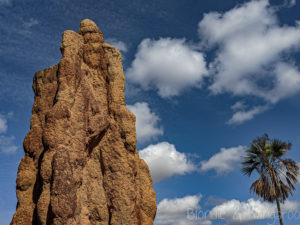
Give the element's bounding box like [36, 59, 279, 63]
[11, 19, 157, 225]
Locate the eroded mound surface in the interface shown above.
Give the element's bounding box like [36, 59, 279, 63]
[11, 19, 156, 225]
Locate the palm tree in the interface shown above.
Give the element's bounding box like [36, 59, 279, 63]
[241, 134, 299, 225]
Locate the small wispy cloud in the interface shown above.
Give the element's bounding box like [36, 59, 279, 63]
[227, 104, 269, 125]
[0, 113, 18, 154]
[106, 38, 128, 53]
[19, 18, 39, 36]
[282, 0, 296, 7]
[0, 136, 18, 154]
[23, 18, 39, 29]
[0, 0, 12, 6]
[230, 101, 247, 111]
[0, 114, 8, 134]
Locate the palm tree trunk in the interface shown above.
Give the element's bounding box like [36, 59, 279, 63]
[267, 161, 284, 225]
[275, 197, 284, 225]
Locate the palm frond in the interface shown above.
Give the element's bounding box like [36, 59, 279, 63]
[241, 134, 299, 204]
[271, 139, 291, 158]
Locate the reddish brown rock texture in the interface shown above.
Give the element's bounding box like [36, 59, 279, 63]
[10, 19, 157, 225]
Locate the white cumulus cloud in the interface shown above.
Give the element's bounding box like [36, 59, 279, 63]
[156, 195, 211, 225]
[198, 0, 300, 104]
[128, 102, 163, 143]
[127, 0, 300, 124]
[139, 142, 196, 183]
[209, 198, 300, 225]
[126, 38, 208, 98]
[156, 195, 300, 225]
[200, 146, 246, 175]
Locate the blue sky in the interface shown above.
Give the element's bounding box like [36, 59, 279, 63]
[1, 0, 300, 224]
